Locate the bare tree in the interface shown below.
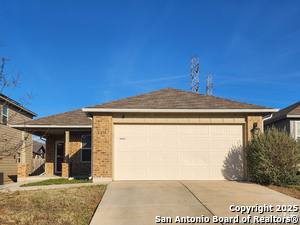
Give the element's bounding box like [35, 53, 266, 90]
[0, 42, 36, 161]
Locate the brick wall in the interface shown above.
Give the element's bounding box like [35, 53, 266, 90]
[93, 113, 113, 180]
[17, 163, 29, 178]
[69, 132, 91, 177]
[45, 135, 63, 175]
[45, 132, 91, 177]
[61, 163, 69, 177]
[246, 113, 263, 141]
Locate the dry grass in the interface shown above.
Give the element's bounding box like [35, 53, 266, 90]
[0, 184, 107, 225]
[20, 178, 92, 187]
[266, 185, 300, 200]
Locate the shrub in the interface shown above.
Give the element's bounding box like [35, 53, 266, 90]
[245, 126, 300, 186]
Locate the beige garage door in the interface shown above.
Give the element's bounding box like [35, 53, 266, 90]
[114, 124, 244, 180]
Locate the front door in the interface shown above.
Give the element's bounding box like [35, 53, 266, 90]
[55, 141, 65, 173]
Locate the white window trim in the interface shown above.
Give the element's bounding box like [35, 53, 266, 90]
[2, 104, 8, 126]
[81, 135, 91, 163]
[296, 121, 300, 140]
[17, 152, 21, 164]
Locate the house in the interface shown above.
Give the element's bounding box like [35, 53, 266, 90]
[33, 141, 46, 159]
[264, 101, 300, 139]
[0, 94, 37, 184]
[11, 88, 278, 181]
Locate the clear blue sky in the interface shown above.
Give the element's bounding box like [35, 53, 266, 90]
[1, 0, 300, 118]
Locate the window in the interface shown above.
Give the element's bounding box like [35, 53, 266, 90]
[81, 135, 91, 162]
[297, 122, 300, 140]
[2, 104, 8, 126]
[17, 152, 21, 164]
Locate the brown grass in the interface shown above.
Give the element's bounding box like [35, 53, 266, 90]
[0, 184, 107, 225]
[265, 185, 300, 200]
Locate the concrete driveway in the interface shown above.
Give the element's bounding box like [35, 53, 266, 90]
[90, 181, 300, 225]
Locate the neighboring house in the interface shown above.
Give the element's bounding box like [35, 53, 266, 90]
[11, 88, 278, 181]
[264, 101, 300, 139]
[33, 141, 46, 159]
[0, 94, 37, 184]
[31, 140, 46, 176]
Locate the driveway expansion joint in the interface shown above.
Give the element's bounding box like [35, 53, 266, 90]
[179, 181, 223, 224]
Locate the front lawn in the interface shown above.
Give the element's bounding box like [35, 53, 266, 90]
[0, 184, 107, 225]
[20, 178, 92, 187]
[266, 185, 300, 200]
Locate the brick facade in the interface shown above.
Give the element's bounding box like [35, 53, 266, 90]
[69, 132, 91, 177]
[92, 113, 113, 181]
[61, 163, 69, 177]
[45, 132, 91, 177]
[42, 113, 263, 182]
[17, 163, 29, 178]
[246, 113, 263, 141]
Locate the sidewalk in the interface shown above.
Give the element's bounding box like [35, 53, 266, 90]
[0, 175, 110, 192]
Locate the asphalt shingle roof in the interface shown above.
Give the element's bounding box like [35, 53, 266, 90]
[266, 101, 300, 122]
[20, 88, 273, 126]
[20, 109, 91, 126]
[88, 88, 272, 109]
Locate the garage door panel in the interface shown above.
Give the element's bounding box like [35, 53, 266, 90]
[114, 124, 244, 180]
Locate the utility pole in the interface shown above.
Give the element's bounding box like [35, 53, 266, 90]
[206, 74, 213, 95]
[190, 56, 199, 93]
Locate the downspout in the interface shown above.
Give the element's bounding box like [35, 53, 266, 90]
[262, 113, 273, 133]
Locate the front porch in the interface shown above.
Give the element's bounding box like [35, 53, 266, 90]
[18, 128, 92, 181]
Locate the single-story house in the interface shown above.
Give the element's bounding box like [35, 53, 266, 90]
[11, 88, 278, 181]
[264, 101, 300, 139]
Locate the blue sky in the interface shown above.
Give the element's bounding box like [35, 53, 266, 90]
[1, 0, 300, 119]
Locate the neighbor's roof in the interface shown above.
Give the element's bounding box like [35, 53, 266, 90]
[12, 88, 277, 127]
[0, 94, 37, 117]
[84, 88, 276, 113]
[12, 109, 91, 126]
[264, 101, 300, 124]
[33, 140, 46, 153]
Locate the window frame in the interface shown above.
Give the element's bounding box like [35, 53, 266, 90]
[81, 135, 91, 163]
[17, 152, 21, 164]
[296, 121, 300, 140]
[2, 104, 8, 126]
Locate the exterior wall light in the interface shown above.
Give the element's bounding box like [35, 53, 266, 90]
[252, 122, 260, 136]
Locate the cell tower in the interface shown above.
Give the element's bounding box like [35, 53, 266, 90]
[206, 74, 213, 95]
[190, 56, 199, 93]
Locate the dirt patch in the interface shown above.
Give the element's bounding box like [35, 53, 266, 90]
[0, 184, 107, 225]
[266, 185, 300, 200]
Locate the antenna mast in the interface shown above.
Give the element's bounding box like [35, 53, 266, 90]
[190, 56, 199, 93]
[206, 74, 213, 95]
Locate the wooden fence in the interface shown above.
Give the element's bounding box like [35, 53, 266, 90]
[31, 158, 45, 176]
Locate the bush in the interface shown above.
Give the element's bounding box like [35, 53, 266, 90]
[245, 126, 300, 186]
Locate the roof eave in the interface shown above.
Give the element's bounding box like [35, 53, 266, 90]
[9, 125, 92, 128]
[0, 95, 37, 117]
[287, 115, 300, 118]
[82, 108, 279, 113]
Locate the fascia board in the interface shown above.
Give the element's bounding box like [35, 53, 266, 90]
[82, 108, 279, 113]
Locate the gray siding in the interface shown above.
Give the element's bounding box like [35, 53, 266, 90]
[264, 118, 290, 133]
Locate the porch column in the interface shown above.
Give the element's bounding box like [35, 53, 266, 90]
[62, 131, 70, 178]
[17, 131, 29, 178]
